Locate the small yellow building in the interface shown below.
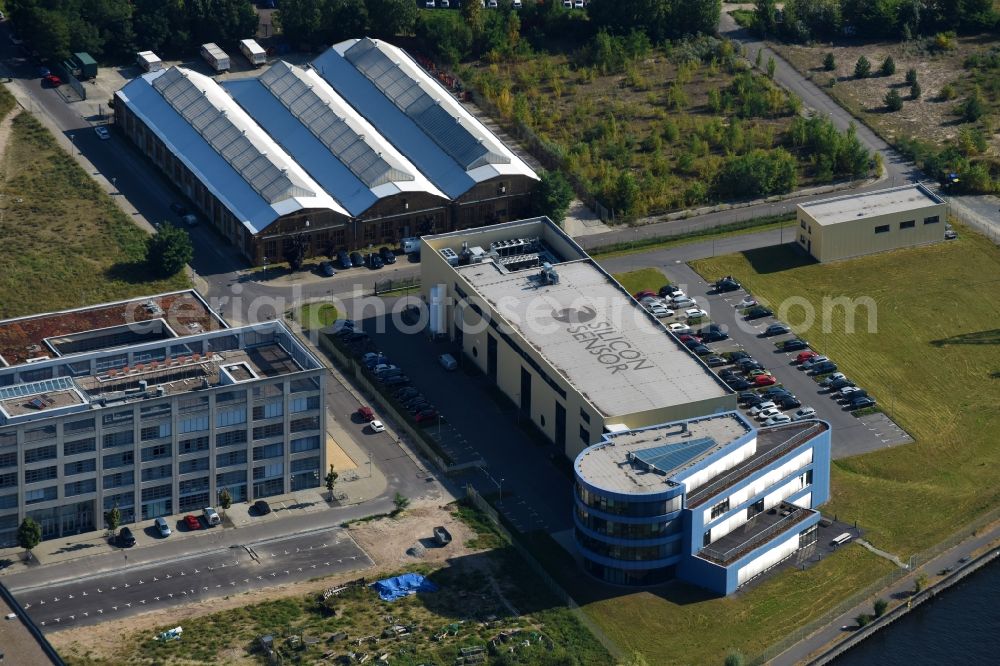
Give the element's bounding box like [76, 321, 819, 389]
[796, 184, 947, 263]
[421, 218, 736, 460]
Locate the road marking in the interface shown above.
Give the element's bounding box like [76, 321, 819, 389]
[140, 600, 146, 605]
[82, 592, 87, 596]
[153, 577, 158, 581]
[98, 609, 103, 614]
[180, 571, 186, 576]
[112, 606, 118, 611]
[53, 597, 59, 602]
[68, 594, 74, 599]
[154, 597, 160, 601]
[97, 588, 102, 593]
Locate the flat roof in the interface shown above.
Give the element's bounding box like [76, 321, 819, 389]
[0, 291, 226, 367]
[575, 414, 752, 495]
[457, 259, 731, 418]
[800, 184, 944, 226]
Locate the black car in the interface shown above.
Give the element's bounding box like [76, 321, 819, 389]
[737, 391, 758, 403]
[344, 331, 369, 343]
[658, 284, 677, 298]
[700, 330, 729, 343]
[808, 361, 838, 375]
[337, 250, 352, 269]
[367, 253, 384, 269]
[170, 202, 189, 215]
[763, 323, 791, 337]
[409, 400, 433, 414]
[253, 500, 272, 515]
[715, 276, 741, 292]
[837, 389, 869, 403]
[781, 338, 809, 352]
[746, 306, 773, 320]
[350, 251, 364, 267]
[760, 387, 791, 398]
[379, 246, 397, 264]
[684, 338, 701, 349]
[395, 387, 420, 400]
[727, 378, 752, 390]
[777, 395, 801, 409]
[736, 359, 763, 371]
[320, 261, 336, 277]
[692, 345, 712, 356]
[705, 355, 727, 367]
[729, 351, 751, 361]
[827, 378, 855, 391]
[383, 375, 410, 387]
[402, 396, 429, 409]
[848, 397, 876, 410]
[117, 526, 136, 548]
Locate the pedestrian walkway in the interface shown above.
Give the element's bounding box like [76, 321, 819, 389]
[857, 539, 908, 569]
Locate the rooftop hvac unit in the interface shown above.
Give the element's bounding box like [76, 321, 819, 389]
[440, 247, 459, 266]
[138, 380, 148, 392]
[539, 262, 559, 285]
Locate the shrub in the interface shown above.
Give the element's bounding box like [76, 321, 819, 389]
[959, 87, 986, 122]
[873, 598, 889, 618]
[855, 55, 871, 79]
[905, 67, 918, 86]
[884, 88, 904, 112]
[531, 170, 575, 224]
[146, 223, 193, 277]
[766, 56, 776, 79]
[938, 83, 958, 100]
[932, 32, 957, 52]
[914, 573, 929, 594]
[910, 81, 922, 99]
[823, 52, 836, 71]
[724, 651, 745, 666]
[715, 148, 798, 198]
[855, 613, 873, 628]
[880, 55, 896, 77]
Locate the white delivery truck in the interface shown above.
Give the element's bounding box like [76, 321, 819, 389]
[136, 50, 163, 73]
[401, 237, 421, 254]
[239, 38, 266, 67]
[200, 43, 230, 72]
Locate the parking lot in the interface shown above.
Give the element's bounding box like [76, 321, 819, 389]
[604, 261, 913, 458]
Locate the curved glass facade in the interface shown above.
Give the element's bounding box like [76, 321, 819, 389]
[576, 484, 682, 517]
[575, 505, 681, 540]
[575, 528, 682, 562]
[583, 557, 676, 586]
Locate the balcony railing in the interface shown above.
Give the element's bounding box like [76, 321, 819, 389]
[698, 505, 812, 565]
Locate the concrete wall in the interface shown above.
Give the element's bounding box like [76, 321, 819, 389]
[797, 201, 948, 263]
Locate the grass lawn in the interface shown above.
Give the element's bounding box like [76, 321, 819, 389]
[523, 530, 893, 665]
[591, 214, 792, 259]
[0, 98, 187, 319]
[295, 302, 340, 330]
[691, 226, 1000, 556]
[610, 268, 670, 296]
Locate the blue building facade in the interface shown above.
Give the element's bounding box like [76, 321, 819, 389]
[573, 412, 831, 595]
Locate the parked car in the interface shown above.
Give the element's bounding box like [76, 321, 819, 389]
[320, 261, 336, 277]
[254, 500, 272, 515]
[634, 290, 657, 300]
[756, 407, 783, 422]
[369, 420, 386, 433]
[737, 295, 758, 309]
[350, 251, 364, 267]
[808, 361, 838, 375]
[737, 391, 758, 403]
[795, 351, 819, 365]
[383, 375, 410, 387]
[800, 356, 830, 370]
[836, 387, 867, 401]
[727, 378, 751, 390]
[759, 389, 791, 401]
[848, 397, 876, 410]
[649, 305, 673, 318]
[714, 276, 741, 292]
[754, 375, 778, 386]
[737, 360, 764, 372]
[43, 73, 62, 87]
[792, 407, 817, 421]
[781, 338, 808, 352]
[692, 345, 712, 356]
[184, 514, 202, 530]
[729, 351, 752, 361]
[367, 253, 384, 269]
[700, 330, 729, 343]
[658, 284, 680, 298]
[379, 246, 397, 264]
[763, 414, 793, 426]
[827, 377, 855, 391]
[705, 355, 727, 367]
[668, 323, 691, 334]
[203, 507, 221, 526]
[763, 323, 791, 337]
[746, 306, 773, 320]
[672, 296, 697, 308]
[414, 409, 439, 423]
[117, 526, 136, 547]
[94, 125, 110, 140]
[747, 369, 772, 379]
[154, 516, 172, 538]
[743, 394, 766, 408]
[337, 250, 352, 269]
[685, 308, 708, 320]
[394, 387, 420, 400]
[819, 372, 847, 387]
[777, 395, 801, 409]
[749, 401, 777, 416]
[357, 406, 375, 421]
[439, 353, 458, 371]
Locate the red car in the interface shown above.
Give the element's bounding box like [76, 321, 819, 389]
[183, 514, 202, 530]
[678, 334, 701, 343]
[754, 375, 777, 387]
[356, 406, 374, 422]
[633, 290, 657, 300]
[795, 351, 818, 364]
[43, 74, 62, 87]
[414, 409, 438, 424]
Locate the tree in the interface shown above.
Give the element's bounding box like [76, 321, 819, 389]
[755, 49, 763, 68]
[275, 0, 325, 49]
[186, 0, 259, 48]
[325, 465, 339, 501]
[910, 81, 922, 99]
[855, 55, 871, 79]
[781, 0, 842, 41]
[587, 0, 720, 42]
[461, 0, 484, 34]
[218, 488, 232, 518]
[884, 88, 903, 112]
[366, 0, 418, 39]
[823, 52, 836, 71]
[320, 0, 370, 45]
[715, 148, 798, 198]
[873, 597, 889, 618]
[914, 573, 928, 594]
[146, 223, 193, 277]
[754, 0, 778, 35]
[17, 517, 42, 560]
[531, 170, 574, 226]
[416, 11, 472, 66]
[724, 651, 745, 666]
[766, 56, 776, 79]
[880, 55, 896, 77]
[104, 503, 122, 534]
[905, 67, 918, 86]
[854, 613, 873, 628]
[393, 492, 410, 513]
[960, 86, 985, 122]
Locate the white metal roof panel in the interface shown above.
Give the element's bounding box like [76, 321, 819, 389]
[801, 184, 945, 226]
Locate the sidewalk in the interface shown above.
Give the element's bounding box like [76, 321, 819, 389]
[772, 520, 1000, 665]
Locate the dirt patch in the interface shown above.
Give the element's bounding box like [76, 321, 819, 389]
[772, 36, 998, 150]
[47, 500, 475, 663]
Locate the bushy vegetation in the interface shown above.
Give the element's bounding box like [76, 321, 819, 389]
[761, 0, 999, 42]
[588, 0, 722, 42]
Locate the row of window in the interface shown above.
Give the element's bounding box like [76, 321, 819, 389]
[575, 528, 682, 562]
[875, 216, 939, 234]
[576, 506, 681, 540]
[576, 484, 683, 518]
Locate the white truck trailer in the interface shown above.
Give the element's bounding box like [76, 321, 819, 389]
[200, 42, 230, 72]
[239, 39, 266, 67]
[136, 50, 163, 73]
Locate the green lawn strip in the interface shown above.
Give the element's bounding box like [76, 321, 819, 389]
[590, 215, 792, 259]
[0, 109, 187, 318]
[689, 224, 1000, 555]
[296, 302, 340, 330]
[609, 268, 670, 296]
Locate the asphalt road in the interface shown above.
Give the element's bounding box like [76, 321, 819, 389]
[10, 528, 371, 631]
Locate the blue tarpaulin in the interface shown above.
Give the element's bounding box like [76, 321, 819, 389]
[371, 573, 439, 602]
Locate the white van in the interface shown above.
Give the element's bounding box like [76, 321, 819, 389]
[203, 507, 221, 526]
[438, 353, 458, 371]
[401, 237, 421, 254]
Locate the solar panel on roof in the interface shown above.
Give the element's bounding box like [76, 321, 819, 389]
[343, 38, 511, 171]
[631, 437, 717, 475]
[0, 376, 76, 401]
[151, 68, 312, 204]
[258, 62, 414, 189]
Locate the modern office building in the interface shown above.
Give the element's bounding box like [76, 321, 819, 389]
[421, 217, 736, 460]
[574, 412, 831, 594]
[796, 184, 947, 262]
[114, 37, 538, 265]
[0, 291, 325, 546]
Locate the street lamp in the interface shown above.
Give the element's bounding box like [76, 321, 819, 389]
[111, 176, 117, 194]
[69, 134, 75, 156]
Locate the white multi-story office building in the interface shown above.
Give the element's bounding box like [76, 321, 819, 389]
[0, 291, 326, 545]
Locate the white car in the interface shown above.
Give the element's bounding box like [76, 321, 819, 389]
[562, 0, 572, 6]
[685, 308, 708, 319]
[756, 408, 783, 422]
[574, 0, 585, 7]
[649, 305, 674, 318]
[820, 372, 847, 387]
[512, 0, 522, 7]
[671, 297, 697, 308]
[837, 386, 864, 399]
[749, 401, 777, 416]
[737, 296, 757, 309]
[94, 125, 110, 140]
[668, 323, 690, 334]
[425, 0, 434, 7]
[369, 420, 386, 433]
[441, 0, 449, 5]
[800, 356, 829, 370]
[488, 0, 498, 6]
[640, 296, 663, 306]
[792, 407, 817, 421]
[764, 414, 793, 426]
